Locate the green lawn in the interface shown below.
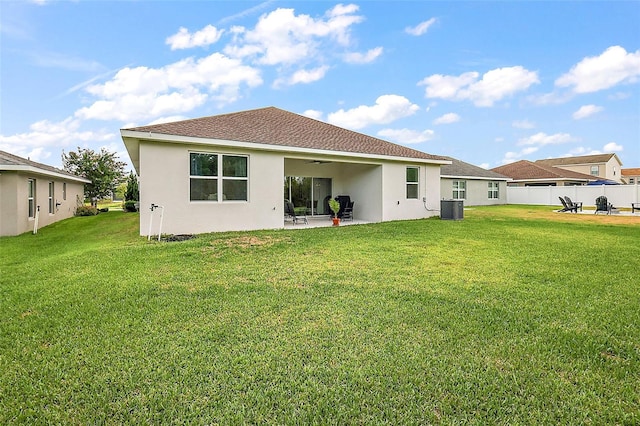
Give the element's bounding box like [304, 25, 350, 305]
[1, 206, 638, 424]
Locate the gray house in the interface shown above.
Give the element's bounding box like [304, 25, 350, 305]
[0, 150, 89, 236]
[440, 156, 509, 206]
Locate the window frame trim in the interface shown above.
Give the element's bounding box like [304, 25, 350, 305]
[189, 151, 249, 203]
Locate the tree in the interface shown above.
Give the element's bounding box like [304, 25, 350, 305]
[62, 147, 126, 206]
[124, 171, 139, 201]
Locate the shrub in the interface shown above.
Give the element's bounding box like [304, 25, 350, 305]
[123, 201, 138, 212]
[75, 206, 98, 216]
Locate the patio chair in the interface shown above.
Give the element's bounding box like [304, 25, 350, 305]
[335, 195, 351, 218]
[284, 200, 308, 224]
[594, 196, 612, 215]
[564, 196, 582, 212]
[341, 201, 354, 221]
[558, 196, 577, 213]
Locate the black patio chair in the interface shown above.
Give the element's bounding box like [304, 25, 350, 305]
[284, 199, 308, 224]
[558, 196, 577, 213]
[341, 201, 354, 221]
[594, 196, 612, 215]
[564, 196, 582, 212]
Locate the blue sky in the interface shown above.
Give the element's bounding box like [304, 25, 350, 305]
[1, 1, 639, 170]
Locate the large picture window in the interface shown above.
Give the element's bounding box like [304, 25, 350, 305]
[406, 167, 419, 199]
[452, 180, 466, 199]
[190, 152, 247, 202]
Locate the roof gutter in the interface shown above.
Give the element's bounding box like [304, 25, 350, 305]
[1, 165, 91, 183]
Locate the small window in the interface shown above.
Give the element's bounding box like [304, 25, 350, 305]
[63, 182, 67, 201]
[28, 179, 36, 218]
[630, 178, 635, 184]
[488, 181, 499, 199]
[406, 167, 419, 199]
[590, 165, 599, 176]
[452, 180, 466, 199]
[48, 181, 55, 214]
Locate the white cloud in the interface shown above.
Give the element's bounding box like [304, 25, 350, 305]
[555, 45, 640, 93]
[76, 53, 262, 121]
[377, 128, 434, 144]
[405, 18, 437, 36]
[166, 25, 224, 50]
[224, 4, 364, 66]
[433, 112, 460, 125]
[303, 109, 323, 120]
[344, 47, 383, 64]
[0, 117, 115, 164]
[517, 132, 578, 146]
[603, 142, 623, 152]
[572, 104, 603, 120]
[274, 66, 330, 87]
[512, 120, 535, 129]
[478, 163, 490, 169]
[500, 146, 540, 165]
[419, 66, 539, 106]
[327, 95, 420, 129]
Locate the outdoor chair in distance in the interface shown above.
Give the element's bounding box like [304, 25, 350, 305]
[341, 201, 354, 221]
[594, 196, 613, 215]
[558, 196, 578, 213]
[284, 199, 308, 224]
[564, 196, 582, 212]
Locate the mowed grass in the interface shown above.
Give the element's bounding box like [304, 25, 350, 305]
[1, 206, 638, 424]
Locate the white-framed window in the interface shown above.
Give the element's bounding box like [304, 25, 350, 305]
[48, 181, 55, 214]
[190, 152, 248, 202]
[452, 180, 466, 199]
[488, 181, 499, 199]
[28, 179, 36, 218]
[590, 165, 599, 176]
[630, 178, 635, 184]
[406, 167, 419, 199]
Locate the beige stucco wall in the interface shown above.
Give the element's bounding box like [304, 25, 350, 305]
[139, 141, 285, 235]
[382, 162, 441, 222]
[136, 141, 442, 235]
[0, 171, 84, 237]
[440, 178, 507, 206]
[555, 157, 623, 182]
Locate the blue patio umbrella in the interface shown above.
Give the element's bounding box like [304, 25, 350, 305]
[587, 179, 619, 185]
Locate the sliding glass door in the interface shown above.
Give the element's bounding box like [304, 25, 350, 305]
[284, 177, 332, 216]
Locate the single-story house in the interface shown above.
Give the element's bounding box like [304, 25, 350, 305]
[491, 160, 596, 187]
[0, 150, 90, 237]
[535, 153, 623, 183]
[440, 156, 510, 205]
[622, 168, 640, 185]
[120, 107, 450, 235]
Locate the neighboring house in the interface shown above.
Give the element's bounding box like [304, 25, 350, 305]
[440, 156, 509, 205]
[120, 107, 450, 235]
[491, 160, 595, 187]
[535, 153, 623, 183]
[621, 168, 640, 185]
[0, 150, 90, 237]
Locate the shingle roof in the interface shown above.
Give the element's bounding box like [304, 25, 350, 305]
[124, 106, 447, 162]
[622, 168, 640, 176]
[535, 153, 618, 166]
[440, 156, 509, 180]
[0, 150, 89, 182]
[491, 160, 595, 181]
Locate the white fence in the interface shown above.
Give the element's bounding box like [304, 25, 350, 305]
[506, 184, 640, 208]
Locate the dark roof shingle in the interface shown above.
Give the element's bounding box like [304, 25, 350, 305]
[125, 107, 446, 162]
[491, 160, 595, 181]
[440, 156, 509, 180]
[0, 150, 88, 181]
